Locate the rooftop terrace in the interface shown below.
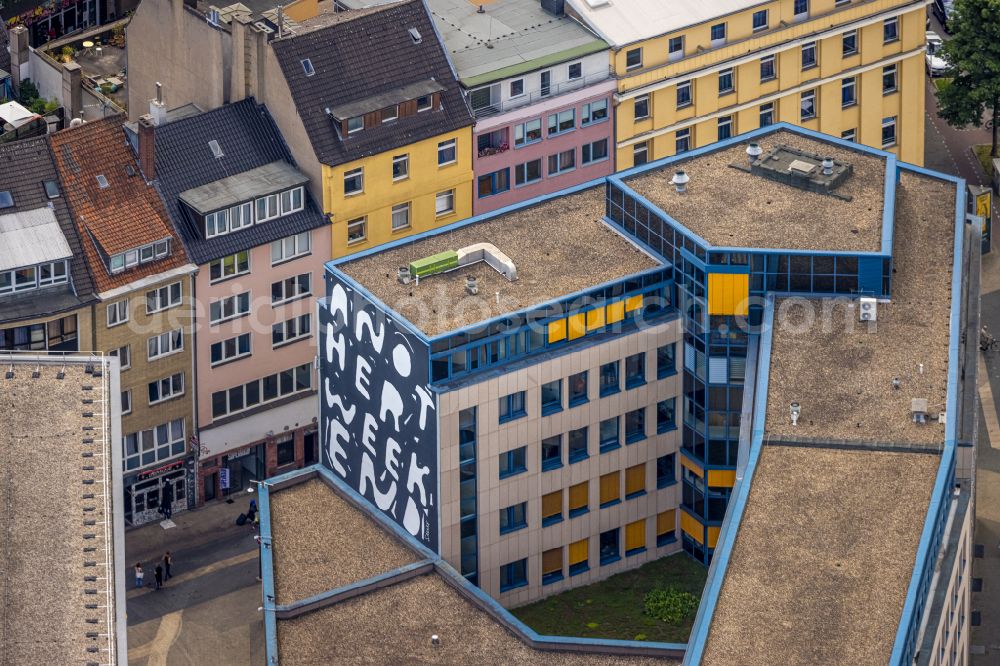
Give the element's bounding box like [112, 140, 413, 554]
[0, 358, 120, 664]
[623, 131, 887, 252]
[268, 471, 681, 664]
[700, 445, 940, 665]
[342, 186, 658, 337]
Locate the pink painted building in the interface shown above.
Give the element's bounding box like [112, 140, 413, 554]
[137, 98, 332, 502]
[411, 0, 614, 215]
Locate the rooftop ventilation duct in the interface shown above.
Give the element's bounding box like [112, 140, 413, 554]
[671, 170, 690, 194]
[746, 142, 763, 164]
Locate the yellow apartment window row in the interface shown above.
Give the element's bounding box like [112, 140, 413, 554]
[617, 1, 917, 83]
[345, 189, 458, 246]
[539, 510, 678, 585]
[340, 139, 459, 198]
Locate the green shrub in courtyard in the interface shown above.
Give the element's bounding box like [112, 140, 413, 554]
[643, 587, 699, 624]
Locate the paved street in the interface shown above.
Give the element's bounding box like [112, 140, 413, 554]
[125, 501, 264, 665]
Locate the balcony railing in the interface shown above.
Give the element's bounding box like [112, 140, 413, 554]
[469, 69, 612, 119]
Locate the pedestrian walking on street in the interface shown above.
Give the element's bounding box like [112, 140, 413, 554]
[163, 551, 173, 579]
[154, 564, 164, 590]
[134, 563, 144, 589]
[246, 499, 257, 523]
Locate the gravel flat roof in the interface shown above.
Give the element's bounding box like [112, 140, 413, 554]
[701, 445, 940, 665]
[0, 361, 119, 663]
[272, 476, 679, 664]
[269, 478, 419, 605]
[765, 171, 956, 445]
[341, 186, 658, 337]
[277, 571, 677, 665]
[624, 131, 887, 252]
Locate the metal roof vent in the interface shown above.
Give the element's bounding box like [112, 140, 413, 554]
[397, 266, 411, 284]
[790, 402, 801, 426]
[208, 140, 224, 159]
[734, 144, 853, 200]
[746, 142, 763, 164]
[822, 156, 834, 176]
[671, 170, 690, 194]
[409, 27, 422, 44]
[431, 635, 441, 647]
[465, 276, 478, 295]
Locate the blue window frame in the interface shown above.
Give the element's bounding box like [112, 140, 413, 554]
[718, 68, 734, 94]
[625, 407, 646, 444]
[718, 115, 733, 141]
[500, 558, 528, 592]
[625, 352, 645, 388]
[478, 168, 510, 198]
[657, 453, 676, 488]
[541, 379, 562, 415]
[568, 427, 589, 463]
[499, 390, 526, 423]
[710, 23, 726, 42]
[752, 9, 767, 30]
[499, 502, 527, 534]
[657, 343, 676, 378]
[499, 446, 527, 479]
[657, 397, 677, 433]
[542, 548, 564, 585]
[599, 416, 620, 453]
[568, 371, 588, 406]
[600, 361, 619, 396]
[793, 0, 808, 15]
[541, 434, 562, 471]
[599, 528, 620, 565]
[569, 557, 589, 576]
[458, 407, 478, 584]
[676, 80, 692, 108]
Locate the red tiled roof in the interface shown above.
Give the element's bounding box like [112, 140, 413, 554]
[49, 118, 189, 294]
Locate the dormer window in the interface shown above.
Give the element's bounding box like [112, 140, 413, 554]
[109, 239, 169, 274]
[256, 194, 280, 223]
[1, 207, 73, 294]
[0, 260, 68, 295]
[417, 95, 433, 112]
[332, 79, 444, 137]
[347, 117, 364, 134]
[382, 105, 398, 123]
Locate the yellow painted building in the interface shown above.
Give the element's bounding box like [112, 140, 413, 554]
[567, 0, 927, 167]
[324, 129, 474, 258]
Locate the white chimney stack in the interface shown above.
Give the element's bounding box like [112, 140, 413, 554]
[149, 82, 167, 127]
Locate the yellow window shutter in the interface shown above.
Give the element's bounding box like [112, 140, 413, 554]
[657, 509, 676, 536]
[568, 312, 586, 340]
[542, 490, 561, 519]
[625, 294, 643, 312]
[625, 463, 645, 496]
[600, 472, 619, 504]
[569, 481, 588, 511]
[606, 300, 625, 324]
[586, 307, 605, 331]
[542, 547, 562, 574]
[548, 319, 567, 343]
[569, 538, 588, 565]
[626, 519, 645, 552]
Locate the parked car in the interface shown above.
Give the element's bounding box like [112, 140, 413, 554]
[933, 0, 955, 32]
[926, 31, 950, 77]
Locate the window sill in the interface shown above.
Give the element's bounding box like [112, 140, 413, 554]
[435, 210, 456, 219]
[569, 397, 589, 408]
[625, 378, 645, 390]
[541, 403, 563, 417]
[499, 468, 527, 480]
[581, 157, 609, 168]
[438, 160, 458, 168]
[626, 547, 647, 557]
[568, 452, 589, 464]
[347, 237, 368, 246]
[657, 423, 677, 435]
[210, 312, 250, 327]
[550, 167, 576, 177]
[498, 411, 527, 425]
[718, 89, 735, 97]
[478, 190, 512, 200]
[273, 335, 311, 350]
[514, 178, 543, 189]
[209, 272, 251, 287]
[600, 555, 621, 567]
[148, 349, 184, 363]
[271, 251, 311, 268]
[272, 293, 312, 309]
[542, 460, 563, 472]
[625, 490, 647, 500]
[600, 441, 621, 454]
[883, 89, 898, 96]
[210, 354, 252, 369]
[580, 117, 609, 128]
[600, 499, 621, 509]
[657, 369, 677, 380]
[542, 572, 565, 586]
[842, 101, 857, 109]
[657, 478, 678, 490]
[500, 524, 527, 536]
[343, 190, 364, 198]
[759, 76, 776, 84]
[391, 225, 412, 234]
[626, 434, 646, 445]
[569, 507, 589, 519]
[843, 51, 858, 58]
[514, 139, 542, 150]
[500, 580, 528, 593]
[801, 116, 816, 122]
[569, 563, 590, 577]
[600, 387, 620, 398]
[657, 533, 677, 548]
[547, 128, 576, 139]
[542, 515, 564, 527]
[392, 175, 409, 182]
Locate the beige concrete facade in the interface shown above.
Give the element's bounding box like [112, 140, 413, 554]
[438, 318, 683, 606]
[923, 491, 973, 666]
[93, 270, 197, 467]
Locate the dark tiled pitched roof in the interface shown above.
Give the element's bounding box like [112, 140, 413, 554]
[50, 117, 190, 294]
[149, 97, 329, 265]
[0, 135, 96, 321]
[272, 0, 473, 167]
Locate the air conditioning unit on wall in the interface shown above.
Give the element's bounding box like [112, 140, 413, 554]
[859, 297, 877, 322]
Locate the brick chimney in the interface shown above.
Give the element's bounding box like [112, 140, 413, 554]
[138, 114, 156, 181]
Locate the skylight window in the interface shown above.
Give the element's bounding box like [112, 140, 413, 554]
[301, 58, 315, 76]
[0, 191, 13, 209]
[43, 180, 60, 198]
[408, 27, 422, 44]
[96, 175, 109, 189]
[208, 140, 224, 159]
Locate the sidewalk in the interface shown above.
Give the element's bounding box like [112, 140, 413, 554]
[125, 497, 256, 567]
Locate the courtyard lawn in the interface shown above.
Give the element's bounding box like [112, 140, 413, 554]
[510, 553, 707, 644]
